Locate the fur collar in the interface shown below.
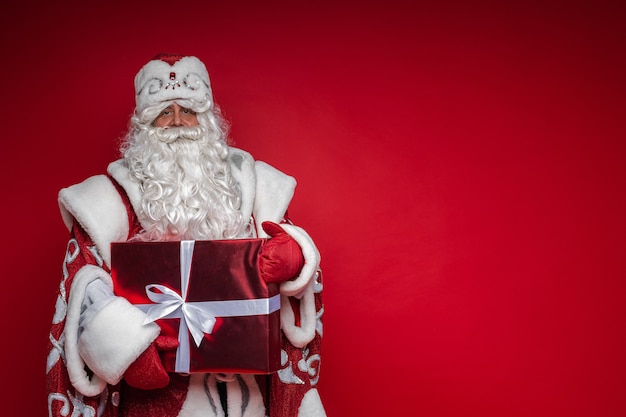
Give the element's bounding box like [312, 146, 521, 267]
[58, 148, 296, 268]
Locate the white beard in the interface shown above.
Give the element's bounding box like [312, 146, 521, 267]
[122, 123, 251, 241]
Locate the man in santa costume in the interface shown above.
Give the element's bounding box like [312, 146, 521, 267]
[46, 54, 326, 417]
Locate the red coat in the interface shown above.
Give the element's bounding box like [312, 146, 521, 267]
[46, 152, 326, 417]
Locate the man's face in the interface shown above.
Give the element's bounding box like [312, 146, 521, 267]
[153, 103, 199, 127]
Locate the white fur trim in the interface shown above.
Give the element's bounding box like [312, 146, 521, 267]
[253, 161, 296, 232]
[64, 265, 112, 396]
[135, 56, 213, 114]
[107, 160, 143, 219]
[78, 295, 160, 386]
[280, 282, 317, 348]
[278, 224, 320, 297]
[298, 388, 327, 417]
[58, 175, 129, 268]
[228, 148, 256, 224]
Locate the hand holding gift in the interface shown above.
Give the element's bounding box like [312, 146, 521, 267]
[124, 336, 179, 390]
[259, 221, 305, 283]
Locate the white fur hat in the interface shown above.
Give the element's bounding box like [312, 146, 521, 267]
[134, 54, 213, 114]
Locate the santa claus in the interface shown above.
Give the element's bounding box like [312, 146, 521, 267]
[46, 54, 326, 417]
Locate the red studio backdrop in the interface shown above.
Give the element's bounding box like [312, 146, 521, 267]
[1, 1, 625, 416]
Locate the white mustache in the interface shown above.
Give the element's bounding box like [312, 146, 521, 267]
[150, 125, 206, 144]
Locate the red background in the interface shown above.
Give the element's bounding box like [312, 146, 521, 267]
[2, 1, 625, 416]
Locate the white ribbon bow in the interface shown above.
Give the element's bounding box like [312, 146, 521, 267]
[144, 283, 217, 347]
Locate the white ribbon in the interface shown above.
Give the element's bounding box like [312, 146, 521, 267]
[144, 284, 218, 346]
[135, 240, 280, 373]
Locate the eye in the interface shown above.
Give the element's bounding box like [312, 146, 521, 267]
[159, 106, 175, 117]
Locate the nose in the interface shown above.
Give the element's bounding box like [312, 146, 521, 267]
[172, 107, 183, 126]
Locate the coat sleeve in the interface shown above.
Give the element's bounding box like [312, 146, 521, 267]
[248, 161, 327, 416]
[62, 222, 160, 396]
[250, 160, 322, 348]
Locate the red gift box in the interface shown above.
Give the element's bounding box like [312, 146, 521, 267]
[110, 239, 281, 374]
